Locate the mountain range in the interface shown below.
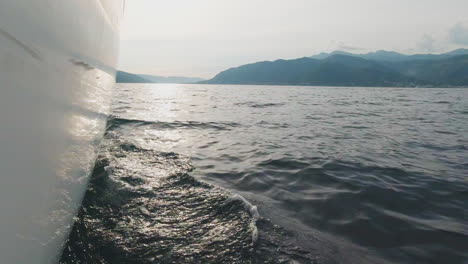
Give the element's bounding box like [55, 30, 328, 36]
[116, 71, 204, 84]
[202, 49, 468, 87]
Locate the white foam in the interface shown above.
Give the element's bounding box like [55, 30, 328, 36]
[228, 194, 260, 244]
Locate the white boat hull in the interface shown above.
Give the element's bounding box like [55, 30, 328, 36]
[0, 1, 123, 262]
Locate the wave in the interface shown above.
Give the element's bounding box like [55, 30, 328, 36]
[60, 135, 258, 263]
[60, 129, 324, 263]
[234, 101, 286, 108]
[108, 116, 241, 131]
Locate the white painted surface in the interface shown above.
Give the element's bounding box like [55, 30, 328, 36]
[0, 1, 123, 262]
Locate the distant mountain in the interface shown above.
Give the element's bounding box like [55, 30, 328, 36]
[202, 50, 468, 87]
[310, 49, 468, 62]
[116, 71, 204, 84]
[202, 55, 420, 87]
[310, 51, 355, 60]
[382, 55, 468, 86]
[116, 71, 150, 83]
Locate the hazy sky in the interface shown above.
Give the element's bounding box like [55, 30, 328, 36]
[118, 0, 468, 78]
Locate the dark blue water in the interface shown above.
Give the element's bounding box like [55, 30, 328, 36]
[62, 84, 468, 264]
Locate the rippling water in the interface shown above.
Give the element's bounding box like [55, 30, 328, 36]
[62, 84, 468, 264]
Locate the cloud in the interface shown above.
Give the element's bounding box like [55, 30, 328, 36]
[417, 34, 436, 52]
[449, 22, 468, 46]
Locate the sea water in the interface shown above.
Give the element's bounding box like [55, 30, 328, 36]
[61, 84, 468, 264]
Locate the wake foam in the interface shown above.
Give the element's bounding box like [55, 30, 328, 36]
[228, 194, 260, 244]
